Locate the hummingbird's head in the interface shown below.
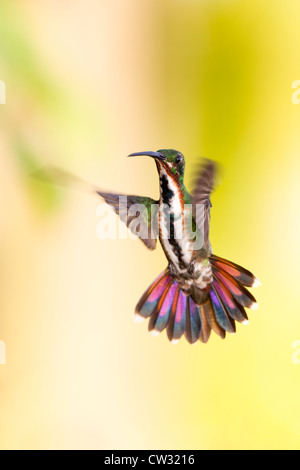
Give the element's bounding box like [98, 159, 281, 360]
[128, 149, 185, 183]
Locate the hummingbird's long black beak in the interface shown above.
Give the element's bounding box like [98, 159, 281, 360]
[128, 151, 165, 161]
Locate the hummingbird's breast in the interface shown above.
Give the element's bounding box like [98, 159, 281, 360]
[157, 165, 213, 294]
[158, 169, 193, 272]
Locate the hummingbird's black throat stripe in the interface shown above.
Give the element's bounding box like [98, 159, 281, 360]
[160, 173, 185, 270]
[160, 174, 174, 207]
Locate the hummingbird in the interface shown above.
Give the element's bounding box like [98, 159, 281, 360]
[95, 149, 260, 344]
[34, 149, 259, 344]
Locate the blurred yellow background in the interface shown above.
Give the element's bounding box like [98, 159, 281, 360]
[1, 0, 300, 450]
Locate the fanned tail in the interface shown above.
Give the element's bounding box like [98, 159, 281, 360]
[134, 256, 259, 344]
[135, 269, 205, 344]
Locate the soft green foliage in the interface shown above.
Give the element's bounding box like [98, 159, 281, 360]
[14, 138, 62, 213]
[0, 2, 106, 215]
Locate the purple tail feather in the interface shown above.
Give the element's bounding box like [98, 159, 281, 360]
[134, 255, 260, 344]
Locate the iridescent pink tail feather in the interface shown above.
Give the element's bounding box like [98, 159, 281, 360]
[134, 255, 259, 344]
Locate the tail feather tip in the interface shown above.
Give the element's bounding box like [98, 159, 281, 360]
[133, 313, 145, 323]
[252, 277, 261, 288]
[150, 329, 160, 337]
[171, 339, 179, 345]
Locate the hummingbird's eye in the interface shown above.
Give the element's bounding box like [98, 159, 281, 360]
[175, 155, 182, 164]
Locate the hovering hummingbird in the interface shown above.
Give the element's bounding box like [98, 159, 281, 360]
[35, 149, 259, 344]
[95, 149, 260, 344]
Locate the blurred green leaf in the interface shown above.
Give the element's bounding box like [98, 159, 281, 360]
[14, 138, 62, 214]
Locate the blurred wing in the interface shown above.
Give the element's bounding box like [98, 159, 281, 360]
[31, 165, 159, 250]
[97, 191, 159, 250]
[191, 159, 218, 250]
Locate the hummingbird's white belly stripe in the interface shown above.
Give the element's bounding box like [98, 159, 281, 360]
[158, 168, 193, 272]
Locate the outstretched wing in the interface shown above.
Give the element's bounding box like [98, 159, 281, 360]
[190, 158, 218, 251]
[97, 192, 159, 250]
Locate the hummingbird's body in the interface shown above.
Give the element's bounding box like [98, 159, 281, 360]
[98, 149, 259, 343]
[156, 160, 212, 297]
[158, 165, 193, 272]
[35, 148, 259, 343]
[97, 149, 260, 344]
